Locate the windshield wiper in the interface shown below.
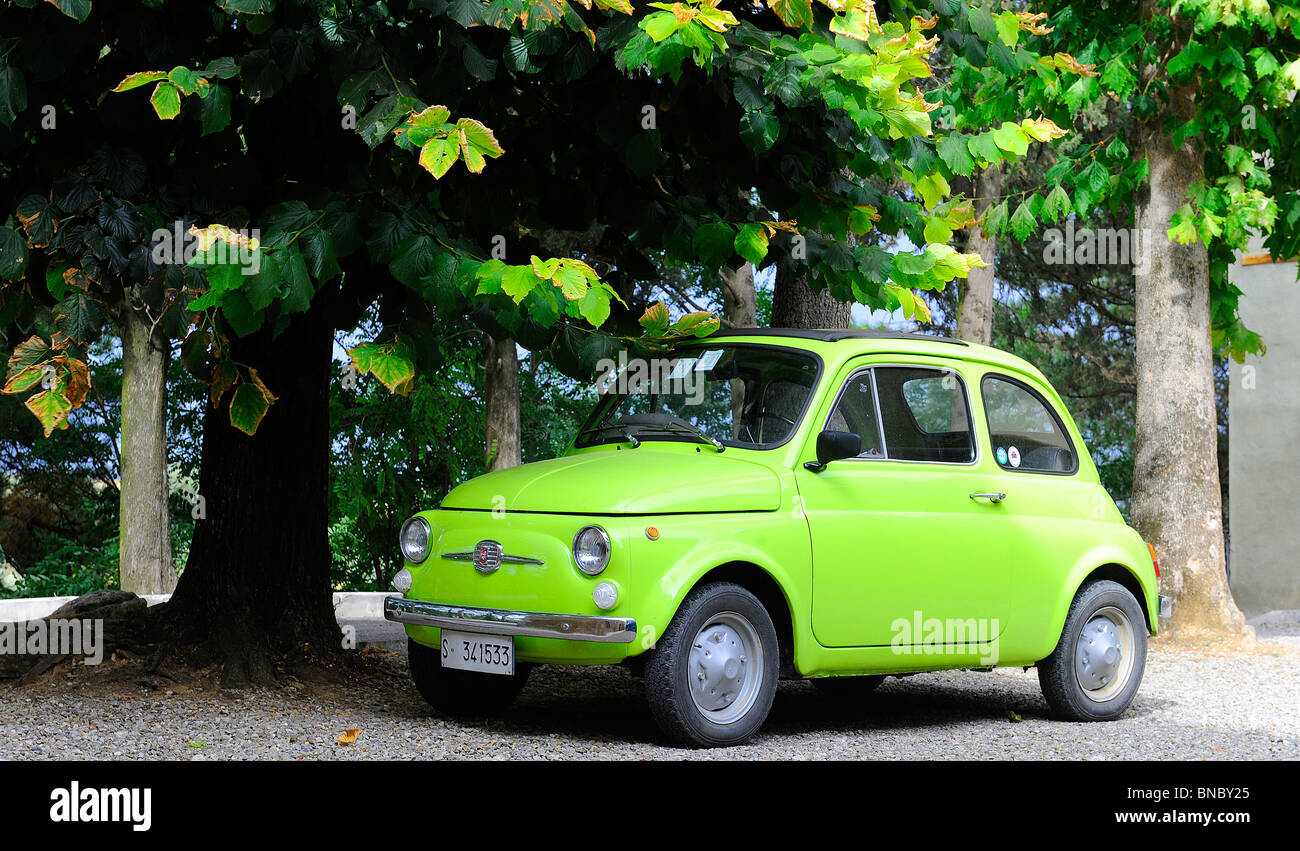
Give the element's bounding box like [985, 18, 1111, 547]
[576, 424, 640, 448]
[633, 422, 725, 452]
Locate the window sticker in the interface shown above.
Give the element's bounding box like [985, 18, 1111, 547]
[694, 349, 724, 372]
[666, 357, 696, 380]
[1008, 446, 1021, 468]
[995, 446, 1008, 466]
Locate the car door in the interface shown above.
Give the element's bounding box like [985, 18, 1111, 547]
[798, 360, 1012, 651]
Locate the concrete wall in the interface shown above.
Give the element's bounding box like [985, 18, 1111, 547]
[1228, 237, 1300, 615]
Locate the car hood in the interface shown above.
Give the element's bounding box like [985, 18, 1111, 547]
[440, 446, 783, 514]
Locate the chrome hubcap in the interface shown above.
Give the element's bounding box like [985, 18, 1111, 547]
[1074, 606, 1135, 702]
[688, 612, 763, 725]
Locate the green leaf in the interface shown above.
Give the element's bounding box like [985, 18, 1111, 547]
[992, 122, 1030, 157]
[501, 264, 541, 301]
[0, 65, 26, 127]
[260, 201, 316, 247]
[968, 133, 1003, 166]
[1008, 200, 1037, 241]
[639, 301, 670, 335]
[23, 388, 73, 437]
[739, 108, 779, 152]
[349, 341, 416, 395]
[168, 66, 200, 96]
[693, 222, 736, 268]
[855, 245, 894, 284]
[734, 223, 769, 266]
[982, 199, 1009, 238]
[112, 71, 167, 93]
[46, 0, 92, 23]
[201, 84, 232, 135]
[279, 245, 313, 313]
[938, 134, 976, 177]
[669, 310, 720, 337]
[1043, 185, 1071, 223]
[643, 11, 683, 42]
[150, 82, 182, 120]
[1084, 160, 1110, 195]
[389, 234, 435, 288]
[244, 253, 281, 311]
[995, 11, 1019, 46]
[229, 381, 274, 435]
[0, 226, 28, 281]
[578, 287, 611, 328]
[893, 251, 937, 279]
[766, 0, 812, 29]
[417, 136, 459, 178]
[299, 227, 340, 282]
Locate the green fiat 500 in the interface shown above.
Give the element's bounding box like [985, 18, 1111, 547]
[386, 329, 1169, 747]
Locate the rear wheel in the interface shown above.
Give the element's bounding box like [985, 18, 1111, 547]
[407, 637, 531, 716]
[1038, 580, 1147, 721]
[644, 582, 779, 748]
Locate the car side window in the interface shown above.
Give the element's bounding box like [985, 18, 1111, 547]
[981, 375, 1077, 473]
[875, 367, 975, 463]
[825, 371, 884, 457]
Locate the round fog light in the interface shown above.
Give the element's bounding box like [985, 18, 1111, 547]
[592, 581, 619, 611]
[392, 568, 413, 595]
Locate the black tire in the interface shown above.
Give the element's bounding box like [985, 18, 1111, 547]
[644, 582, 780, 748]
[1038, 580, 1147, 721]
[407, 637, 531, 716]
[811, 674, 886, 699]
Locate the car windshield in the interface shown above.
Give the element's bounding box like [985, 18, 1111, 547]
[575, 344, 820, 449]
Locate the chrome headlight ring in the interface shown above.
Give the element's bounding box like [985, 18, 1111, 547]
[399, 516, 432, 564]
[572, 525, 611, 575]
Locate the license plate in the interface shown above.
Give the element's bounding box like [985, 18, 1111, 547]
[440, 630, 515, 675]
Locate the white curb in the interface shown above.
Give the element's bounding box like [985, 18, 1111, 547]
[0, 591, 395, 622]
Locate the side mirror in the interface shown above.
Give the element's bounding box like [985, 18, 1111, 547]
[807, 430, 861, 471]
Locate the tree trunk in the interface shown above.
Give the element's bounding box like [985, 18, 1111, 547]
[484, 336, 521, 472]
[719, 262, 757, 329]
[956, 168, 1000, 345]
[1131, 0, 1248, 637]
[117, 307, 175, 595]
[164, 301, 339, 685]
[772, 269, 851, 329]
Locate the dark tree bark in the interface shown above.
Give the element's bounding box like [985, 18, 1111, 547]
[771, 269, 851, 329]
[484, 336, 521, 472]
[162, 299, 340, 685]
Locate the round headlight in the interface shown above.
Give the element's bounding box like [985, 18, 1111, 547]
[572, 525, 611, 575]
[399, 517, 431, 564]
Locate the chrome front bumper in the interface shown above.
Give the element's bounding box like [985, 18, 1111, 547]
[384, 596, 637, 643]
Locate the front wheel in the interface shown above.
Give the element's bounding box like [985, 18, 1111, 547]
[407, 638, 531, 717]
[1038, 580, 1147, 721]
[644, 582, 779, 748]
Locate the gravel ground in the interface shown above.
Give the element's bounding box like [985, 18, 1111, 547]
[1, 635, 1297, 760]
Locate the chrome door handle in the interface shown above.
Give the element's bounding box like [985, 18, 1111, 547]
[969, 492, 1006, 504]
